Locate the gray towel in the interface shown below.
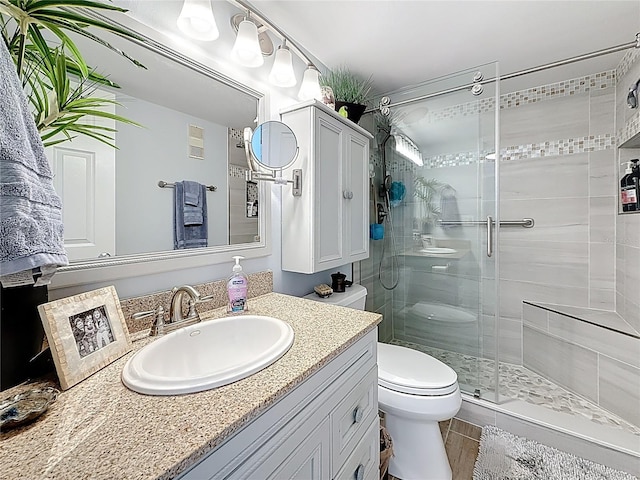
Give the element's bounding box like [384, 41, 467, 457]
[0, 40, 68, 277]
[440, 185, 460, 228]
[174, 181, 208, 249]
[182, 180, 203, 225]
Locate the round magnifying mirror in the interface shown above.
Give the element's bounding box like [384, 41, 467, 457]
[249, 121, 298, 170]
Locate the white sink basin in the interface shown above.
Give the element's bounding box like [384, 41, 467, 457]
[122, 315, 294, 395]
[419, 247, 457, 254]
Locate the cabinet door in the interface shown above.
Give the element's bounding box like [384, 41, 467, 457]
[314, 111, 344, 270]
[344, 131, 369, 263]
[267, 418, 330, 480]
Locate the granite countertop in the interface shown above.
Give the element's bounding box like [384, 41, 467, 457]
[0, 292, 381, 480]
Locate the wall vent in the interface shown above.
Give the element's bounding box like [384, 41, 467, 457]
[188, 124, 204, 159]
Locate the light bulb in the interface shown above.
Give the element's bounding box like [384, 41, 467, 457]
[298, 65, 322, 101]
[231, 18, 264, 68]
[269, 44, 296, 87]
[177, 0, 219, 41]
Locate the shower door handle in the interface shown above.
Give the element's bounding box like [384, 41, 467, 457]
[487, 215, 493, 258]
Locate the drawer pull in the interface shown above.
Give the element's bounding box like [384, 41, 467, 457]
[352, 406, 364, 424]
[354, 464, 365, 480]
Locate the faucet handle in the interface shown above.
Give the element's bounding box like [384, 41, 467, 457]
[196, 294, 215, 304]
[186, 299, 200, 322]
[132, 305, 166, 336]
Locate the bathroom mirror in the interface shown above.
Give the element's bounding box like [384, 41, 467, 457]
[248, 122, 299, 171]
[52, 11, 269, 286]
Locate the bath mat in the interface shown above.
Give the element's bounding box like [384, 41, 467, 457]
[473, 425, 637, 480]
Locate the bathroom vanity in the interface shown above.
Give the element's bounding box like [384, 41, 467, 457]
[0, 293, 381, 480]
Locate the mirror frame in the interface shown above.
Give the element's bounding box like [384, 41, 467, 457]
[52, 11, 271, 289]
[248, 121, 299, 171]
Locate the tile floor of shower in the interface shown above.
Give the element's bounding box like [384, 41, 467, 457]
[390, 338, 640, 439]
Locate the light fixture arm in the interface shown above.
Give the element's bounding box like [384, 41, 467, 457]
[228, 0, 317, 69]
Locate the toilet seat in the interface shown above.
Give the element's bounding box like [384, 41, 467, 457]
[378, 343, 458, 396]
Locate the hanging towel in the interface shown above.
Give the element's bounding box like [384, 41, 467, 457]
[439, 185, 461, 228]
[0, 40, 68, 282]
[182, 180, 203, 226]
[183, 180, 201, 206]
[174, 181, 208, 249]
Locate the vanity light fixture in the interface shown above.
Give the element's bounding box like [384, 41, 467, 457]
[230, 11, 264, 68]
[269, 42, 296, 87]
[177, 0, 219, 41]
[298, 64, 322, 101]
[394, 134, 423, 166]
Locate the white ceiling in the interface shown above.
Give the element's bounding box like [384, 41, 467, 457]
[250, 0, 640, 94]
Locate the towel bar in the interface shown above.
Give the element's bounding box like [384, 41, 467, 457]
[158, 180, 217, 191]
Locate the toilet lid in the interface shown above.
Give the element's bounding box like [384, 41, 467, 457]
[377, 343, 458, 396]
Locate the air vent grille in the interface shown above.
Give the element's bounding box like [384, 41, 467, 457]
[189, 124, 204, 159]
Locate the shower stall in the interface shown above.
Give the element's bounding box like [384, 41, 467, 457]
[361, 62, 502, 403]
[357, 50, 640, 458]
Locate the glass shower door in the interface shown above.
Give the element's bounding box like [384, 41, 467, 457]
[377, 62, 500, 403]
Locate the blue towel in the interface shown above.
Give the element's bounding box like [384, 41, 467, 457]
[174, 181, 208, 249]
[183, 180, 200, 206]
[0, 40, 68, 278]
[182, 180, 203, 226]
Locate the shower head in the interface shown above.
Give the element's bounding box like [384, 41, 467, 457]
[382, 174, 392, 192]
[627, 78, 640, 109]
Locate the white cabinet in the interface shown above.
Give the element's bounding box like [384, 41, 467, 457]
[280, 100, 372, 274]
[178, 330, 379, 480]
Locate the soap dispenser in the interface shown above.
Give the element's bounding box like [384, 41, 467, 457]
[227, 256, 248, 313]
[621, 160, 639, 212]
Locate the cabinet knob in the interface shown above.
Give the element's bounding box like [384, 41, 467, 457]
[352, 406, 363, 423]
[343, 190, 353, 199]
[354, 464, 365, 480]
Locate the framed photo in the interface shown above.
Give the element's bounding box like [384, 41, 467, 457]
[38, 286, 132, 390]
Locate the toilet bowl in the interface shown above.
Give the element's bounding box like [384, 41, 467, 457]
[378, 342, 461, 480]
[303, 283, 462, 480]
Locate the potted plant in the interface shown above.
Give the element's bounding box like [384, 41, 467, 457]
[414, 176, 443, 233]
[1, 0, 144, 147]
[0, 0, 143, 390]
[320, 66, 373, 123]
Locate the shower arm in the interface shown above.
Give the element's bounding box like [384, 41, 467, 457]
[368, 34, 640, 113]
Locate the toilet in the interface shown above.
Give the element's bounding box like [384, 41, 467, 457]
[303, 284, 462, 480]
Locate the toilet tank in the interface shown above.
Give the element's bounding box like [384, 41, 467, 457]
[303, 284, 367, 310]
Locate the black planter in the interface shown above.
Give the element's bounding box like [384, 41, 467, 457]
[1, 284, 48, 391]
[335, 101, 367, 124]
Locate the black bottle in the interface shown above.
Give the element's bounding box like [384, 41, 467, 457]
[621, 160, 639, 212]
[631, 159, 640, 211]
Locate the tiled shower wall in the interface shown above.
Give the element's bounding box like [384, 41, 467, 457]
[615, 49, 640, 333]
[496, 71, 618, 364]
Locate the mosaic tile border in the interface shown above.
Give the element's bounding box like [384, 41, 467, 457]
[229, 164, 247, 178]
[380, 70, 617, 172]
[502, 134, 614, 161]
[424, 70, 615, 125]
[617, 109, 640, 146]
[229, 127, 244, 141]
[616, 46, 640, 83]
[389, 133, 615, 173]
[390, 339, 640, 438]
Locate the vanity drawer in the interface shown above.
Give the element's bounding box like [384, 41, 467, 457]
[334, 418, 379, 480]
[331, 365, 378, 472]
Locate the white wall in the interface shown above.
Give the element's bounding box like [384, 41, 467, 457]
[115, 98, 228, 255]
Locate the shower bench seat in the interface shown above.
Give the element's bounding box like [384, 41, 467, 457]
[522, 301, 639, 430]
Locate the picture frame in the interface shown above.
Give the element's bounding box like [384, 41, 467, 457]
[38, 286, 132, 390]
